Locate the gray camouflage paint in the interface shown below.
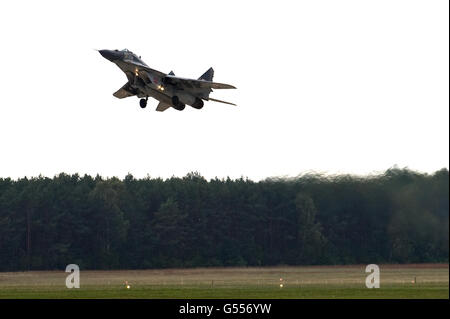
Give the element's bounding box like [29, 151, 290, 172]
[99, 49, 235, 111]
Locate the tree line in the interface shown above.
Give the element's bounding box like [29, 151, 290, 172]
[0, 168, 448, 271]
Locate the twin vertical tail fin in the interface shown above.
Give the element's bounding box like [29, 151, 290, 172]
[198, 67, 214, 81]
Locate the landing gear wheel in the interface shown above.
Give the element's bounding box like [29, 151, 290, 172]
[139, 98, 147, 108]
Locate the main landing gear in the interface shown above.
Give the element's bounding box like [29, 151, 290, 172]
[139, 98, 147, 108]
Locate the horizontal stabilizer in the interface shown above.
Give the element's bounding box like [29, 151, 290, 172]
[208, 97, 236, 106]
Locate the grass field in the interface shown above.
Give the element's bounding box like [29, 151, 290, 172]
[0, 264, 448, 299]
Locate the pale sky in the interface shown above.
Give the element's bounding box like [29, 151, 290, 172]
[0, 0, 448, 181]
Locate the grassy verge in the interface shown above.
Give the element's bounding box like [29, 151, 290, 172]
[0, 264, 448, 299]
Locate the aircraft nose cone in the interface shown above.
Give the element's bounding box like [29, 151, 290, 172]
[99, 49, 122, 62]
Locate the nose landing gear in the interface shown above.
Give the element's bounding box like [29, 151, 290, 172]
[139, 97, 148, 108]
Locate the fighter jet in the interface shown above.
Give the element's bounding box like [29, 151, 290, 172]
[99, 49, 236, 111]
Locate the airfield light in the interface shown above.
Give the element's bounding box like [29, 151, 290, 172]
[127, 285, 131, 289]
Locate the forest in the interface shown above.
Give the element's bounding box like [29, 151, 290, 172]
[0, 168, 448, 271]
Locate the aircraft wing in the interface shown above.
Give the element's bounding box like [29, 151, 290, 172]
[141, 65, 167, 78]
[162, 76, 236, 90]
[156, 102, 171, 112]
[113, 83, 136, 99]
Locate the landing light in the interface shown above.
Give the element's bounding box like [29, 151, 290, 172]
[158, 85, 165, 91]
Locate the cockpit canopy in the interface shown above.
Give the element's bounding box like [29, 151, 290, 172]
[110, 48, 147, 66]
[113, 48, 132, 53]
[124, 49, 147, 66]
